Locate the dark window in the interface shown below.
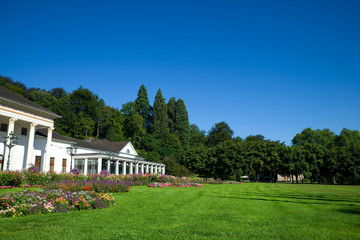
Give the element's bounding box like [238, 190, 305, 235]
[21, 127, 27, 136]
[35, 156, 41, 170]
[0, 123, 8, 132]
[62, 159, 67, 173]
[50, 157, 55, 173]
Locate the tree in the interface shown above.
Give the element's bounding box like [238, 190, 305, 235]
[175, 98, 190, 147]
[206, 121, 234, 146]
[189, 124, 206, 146]
[69, 87, 104, 138]
[27, 90, 57, 111]
[246, 134, 265, 141]
[134, 85, 151, 131]
[167, 97, 176, 133]
[152, 89, 169, 140]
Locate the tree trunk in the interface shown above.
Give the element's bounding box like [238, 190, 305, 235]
[332, 176, 337, 185]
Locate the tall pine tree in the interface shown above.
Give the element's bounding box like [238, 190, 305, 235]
[153, 89, 169, 140]
[175, 98, 190, 147]
[134, 84, 151, 131]
[167, 97, 176, 133]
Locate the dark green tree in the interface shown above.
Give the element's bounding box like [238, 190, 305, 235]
[167, 97, 176, 133]
[206, 121, 234, 146]
[189, 124, 206, 146]
[134, 85, 151, 131]
[152, 89, 169, 140]
[175, 98, 190, 147]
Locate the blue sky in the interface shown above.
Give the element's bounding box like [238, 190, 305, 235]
[1, 0, 359, 144]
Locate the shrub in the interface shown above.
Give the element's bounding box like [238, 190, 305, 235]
[70, 168, 80, 175]
[0, 171, 24, 187]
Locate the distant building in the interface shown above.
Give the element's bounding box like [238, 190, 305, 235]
[0, 85, 165, 174]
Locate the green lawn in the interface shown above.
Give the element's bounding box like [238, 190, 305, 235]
[1, 183, 360, 240]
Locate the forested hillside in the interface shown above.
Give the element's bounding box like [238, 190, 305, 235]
[1, 75, 359, 184]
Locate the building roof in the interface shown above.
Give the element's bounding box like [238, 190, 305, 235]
[0, 85, 61, 119]
[36, 128, 129, 153]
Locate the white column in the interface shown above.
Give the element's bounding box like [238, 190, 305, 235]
[129, 162, 133, 174]
[115, 160, 119, 175]
[44, 127, 54, 172]
[122, 161, 126, 175]
[150, 165, 153, 174]
[25, 123, 38, 168]
[141, 163, 144, 174]
[135, 162, 139, 174]
[107, 159, 110, 172]
[84, 158, 88, 175]
[97, 157, 102, 174]
[3, 118, 17, 171]
[146, 164, 149, 173]
[163, 166, 166, 174]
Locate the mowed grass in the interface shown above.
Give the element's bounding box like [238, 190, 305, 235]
[1, 183, 359, 240]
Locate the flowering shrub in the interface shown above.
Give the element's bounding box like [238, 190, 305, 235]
[44, 180, 132, 193]
[100, 170, 109, 176]
[0, 171, 24, 187]
[0, 189, 115, 218]
[70, 168, 80, 175]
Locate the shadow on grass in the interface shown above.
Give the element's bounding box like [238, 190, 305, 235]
[210, 192, 360, 207]
[337, 208, 360, 215]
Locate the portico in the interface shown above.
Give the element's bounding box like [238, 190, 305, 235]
[0, 86, 61, 171]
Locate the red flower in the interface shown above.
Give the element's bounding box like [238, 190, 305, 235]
[84, 186, 90, 191]
[146, 173, 150, 176]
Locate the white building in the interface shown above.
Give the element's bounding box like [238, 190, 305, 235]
[0, 85, 165, 175]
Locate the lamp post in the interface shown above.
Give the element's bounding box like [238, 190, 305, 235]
[3, 131, 19, 171]
[66, 145, 78, 171]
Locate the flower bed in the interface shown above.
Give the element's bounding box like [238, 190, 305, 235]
[0, 189, 115, 218]
[1, 168, 227, 188]
[147, 182, 203, 188]
[44, 180, 133, 193]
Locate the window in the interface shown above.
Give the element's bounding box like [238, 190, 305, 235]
[21, 127, 27, 136]
[126, 149, 130, 154]
[35, 156, 41, 170]
[1, 123, 8, 132]
[74, 159, 85, 174]
[62, 159, 67, 173]
[49, 157, 55, 173]
[87, 159, 97, 174]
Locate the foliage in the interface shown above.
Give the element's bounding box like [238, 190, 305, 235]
[152, 89, 169, 139]
[206, 121, 234, 146]
[0, 171, 24, 187]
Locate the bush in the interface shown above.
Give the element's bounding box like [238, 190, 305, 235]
[0, 171, 24, 187]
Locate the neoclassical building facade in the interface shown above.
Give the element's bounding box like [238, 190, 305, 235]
[0, 85, 165, 175]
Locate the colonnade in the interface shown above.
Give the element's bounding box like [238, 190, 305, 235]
[74, 157, 165, 175]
